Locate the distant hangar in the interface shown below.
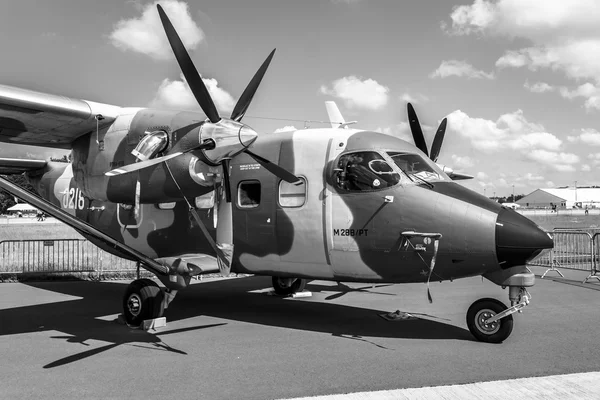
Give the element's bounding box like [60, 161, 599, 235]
[517, 187, 600, 209]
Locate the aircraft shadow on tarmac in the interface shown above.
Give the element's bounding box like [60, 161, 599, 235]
[0, 276, 473, 368]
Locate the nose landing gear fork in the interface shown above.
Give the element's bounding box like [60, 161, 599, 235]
[467, 267, 535, 343]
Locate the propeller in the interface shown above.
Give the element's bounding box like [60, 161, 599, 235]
[105, 4, 301, 275]
[407, 102, 447, 162]
[405, 103, 474, 181]
[429, 118, 446, 163]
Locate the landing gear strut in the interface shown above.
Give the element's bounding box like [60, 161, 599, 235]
[122, 279, 165, 326]
[272, 276, 306, 296]
[467, 287, 531, 343]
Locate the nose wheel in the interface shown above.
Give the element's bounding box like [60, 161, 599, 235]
[466, 298, 514, 343]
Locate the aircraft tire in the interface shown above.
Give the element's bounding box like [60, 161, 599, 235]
[272, 277, 306, 296]
[466, 298, 513, 343]
[122, 278, 165, 327]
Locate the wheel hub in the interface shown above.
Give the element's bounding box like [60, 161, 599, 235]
[277, 278, 294, 288]
[475, 309, 500, 334]
[127, 294, 142, 317]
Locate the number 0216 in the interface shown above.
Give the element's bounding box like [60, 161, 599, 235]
[62, 187, 85, 210]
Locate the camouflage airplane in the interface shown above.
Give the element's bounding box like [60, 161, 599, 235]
[0, 4, 552, 343]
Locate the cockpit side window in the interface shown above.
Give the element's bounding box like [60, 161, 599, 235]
[335, 151, 400, 191]
[387, 152, 442, 182]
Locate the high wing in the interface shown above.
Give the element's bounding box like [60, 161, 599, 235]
[0, 84, 122, 148]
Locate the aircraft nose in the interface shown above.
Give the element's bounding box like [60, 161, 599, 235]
[495, 208, 553, 268]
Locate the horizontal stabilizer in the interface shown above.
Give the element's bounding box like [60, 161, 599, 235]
[0, 175, 169, 276]
[448, 172, 474, 180]
[0, 157, 46, 174]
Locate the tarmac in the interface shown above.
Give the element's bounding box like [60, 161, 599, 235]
[1, 265, 600, 400]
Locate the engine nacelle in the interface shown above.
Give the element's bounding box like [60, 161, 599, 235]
[70, 108, 221, 205]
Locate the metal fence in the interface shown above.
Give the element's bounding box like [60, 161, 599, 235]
[0, 239, 137, 274]
[528, 229, 600, 283]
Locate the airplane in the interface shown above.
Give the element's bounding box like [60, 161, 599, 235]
[0, 4, 552, 344]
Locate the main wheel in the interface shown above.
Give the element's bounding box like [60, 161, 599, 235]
[466, 298, 513, 343]
[122, 278, 165, 327]
[272, 277, 306, 296]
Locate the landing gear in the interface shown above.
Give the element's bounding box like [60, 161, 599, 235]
[272, 276, 306, 296]
[122, 279, 165, 326]
[466, 298, 513, 343]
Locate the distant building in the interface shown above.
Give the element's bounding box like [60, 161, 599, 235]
[517, 187, 600, 209]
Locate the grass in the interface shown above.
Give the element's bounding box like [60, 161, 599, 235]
[526, 214, 600, 232]
[0, 222, 83, 241]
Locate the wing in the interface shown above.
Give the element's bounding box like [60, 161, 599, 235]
[0, 84, 122, 148]
[0, 157, 47, 174]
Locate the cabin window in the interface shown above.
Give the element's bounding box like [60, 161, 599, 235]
[387, 152, 441, 182]
[335, 151, 400, 191]
[157, 202, 176, 210]
[238, 180, 261, 208]
[279, 178, 307, 207]
[195, 191, 215, 209]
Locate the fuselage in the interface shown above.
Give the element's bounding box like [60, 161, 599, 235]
[26, 109, 551, 283]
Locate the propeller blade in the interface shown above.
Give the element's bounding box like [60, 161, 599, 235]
[243, 149, 301, 184]
[157, 4, 220, 123]
[221, 159, 232, 202]
[407, 103, 428, 157]
[105, 138, 215, 177]
[105, 152, 183, 176]
[231, 49, 276, 122]
[216, 186, 233, 276]
[429, 118, 447, 163]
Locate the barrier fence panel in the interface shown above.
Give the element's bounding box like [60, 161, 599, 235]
[0, 239, 136, 274]
[528, 230, 598, 283]
[550, 231, 593, 273]
[589, 233, 600, 283]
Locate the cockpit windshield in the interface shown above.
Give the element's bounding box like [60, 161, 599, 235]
[387, 152, 444, 182]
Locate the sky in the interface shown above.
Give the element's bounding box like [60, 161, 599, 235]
[1, 0, 599, 197]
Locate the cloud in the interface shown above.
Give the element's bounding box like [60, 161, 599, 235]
[400, 92, 429, 104]
[320, 76, 389, 110]
[149, 74, 235, 113]
[567, 128, 600, 145]
[516, 172, 545, 182]
[110, 0, 204, 60]
[559, 83, 600, 111]
[446, 109, 560, 152]
[429, 60, 495, 80]
[273, 126, 297, 133]
[476, 172, 488, 180]
[451, 154, 475, 169]
[546, 181, 556, 188]
[582, 164, 591, 171]
[528, 150, 579, 172]
[588, 153, 600, 165]
[445, 0, 600, 100]
[524, 81, 554, 93]
[446, 109, 577, 171]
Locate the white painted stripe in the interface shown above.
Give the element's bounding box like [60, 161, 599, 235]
[279, 371, 600, 400]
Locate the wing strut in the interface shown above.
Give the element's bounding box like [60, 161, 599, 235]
[0, 176, 169, 276]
